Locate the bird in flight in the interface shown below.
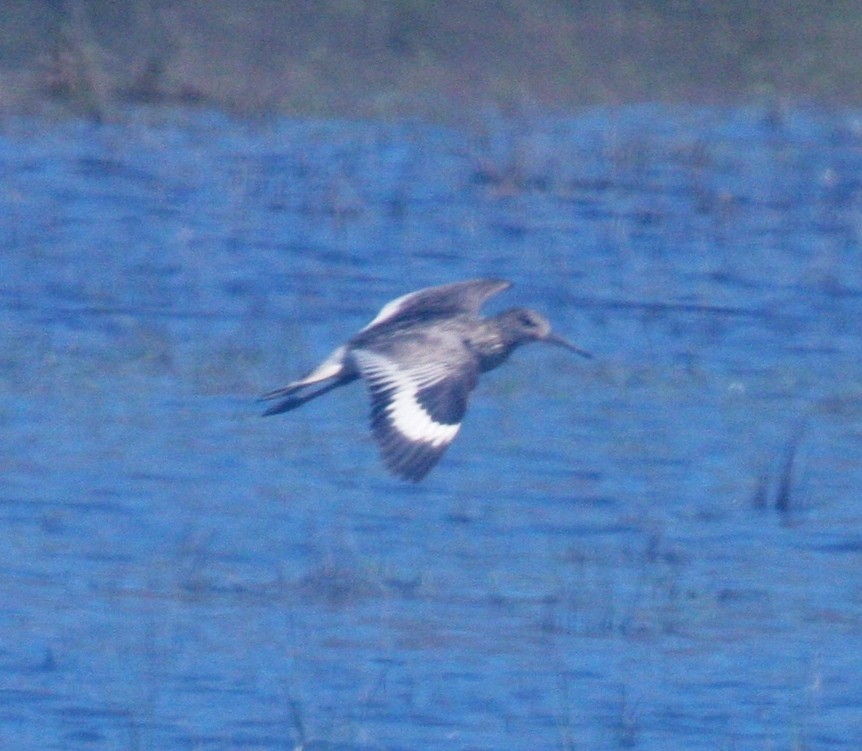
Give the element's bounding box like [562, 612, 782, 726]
[261, 279, 591, 481]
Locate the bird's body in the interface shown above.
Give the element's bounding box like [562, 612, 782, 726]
[261, 279, 590, 481]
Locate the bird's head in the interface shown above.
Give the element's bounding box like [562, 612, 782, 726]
[497, 307, 592, 358]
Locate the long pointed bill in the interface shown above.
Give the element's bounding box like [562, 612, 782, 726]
[545, 333, 593, 359]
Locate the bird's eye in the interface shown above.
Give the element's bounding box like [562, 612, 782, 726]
[518, 312, 536, 327]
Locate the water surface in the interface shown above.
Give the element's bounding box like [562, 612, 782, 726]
[1, 105, 862, 749]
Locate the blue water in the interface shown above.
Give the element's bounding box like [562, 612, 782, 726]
[2, 105, 862, 750]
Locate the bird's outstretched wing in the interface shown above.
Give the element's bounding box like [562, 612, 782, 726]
[358, 279, 511, 335]
[352, 332, 480, 481]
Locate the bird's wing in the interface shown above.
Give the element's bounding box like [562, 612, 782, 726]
[352, 333, 480, 481]
[359, 279, 511, 334]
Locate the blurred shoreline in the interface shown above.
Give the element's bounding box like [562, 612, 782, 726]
[1, 1, 860, 122]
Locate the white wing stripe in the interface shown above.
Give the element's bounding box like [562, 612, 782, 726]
[385, 383, 460, 447]
[354, 350, 460, 448]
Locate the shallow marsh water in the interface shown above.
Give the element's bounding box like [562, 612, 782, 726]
[2, 105, 862, 749]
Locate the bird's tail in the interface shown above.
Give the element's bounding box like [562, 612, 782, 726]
[260, 378, 347, 416]
[260, 345, 352, 416]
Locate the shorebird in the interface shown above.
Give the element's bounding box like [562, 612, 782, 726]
[261, 279, 591, 481]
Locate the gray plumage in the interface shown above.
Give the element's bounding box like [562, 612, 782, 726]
[261, 279, 591, 481]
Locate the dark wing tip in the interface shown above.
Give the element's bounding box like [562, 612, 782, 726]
[374, 426, 452, 482]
